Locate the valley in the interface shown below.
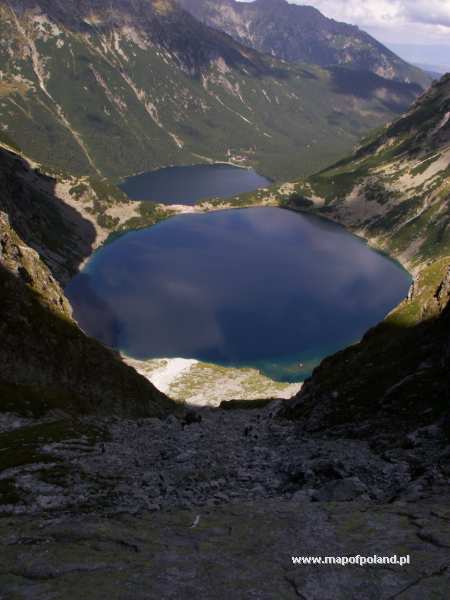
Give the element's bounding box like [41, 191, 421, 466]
[0, 1, 449, 598]
[0, 0, 425, 181]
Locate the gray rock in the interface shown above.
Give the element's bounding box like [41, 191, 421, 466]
[313, 477, 368, 502]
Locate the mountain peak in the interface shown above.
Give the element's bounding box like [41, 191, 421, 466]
[177, 0, 430, 88]
[254, 0, 288, 7]
[254, 0, 320, 13]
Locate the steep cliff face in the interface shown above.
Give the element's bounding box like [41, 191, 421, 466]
[0, 141, 164, 284]
[0, 148, 174, 419]
[0, 142, 95, 283]
[178, 0, 430, 88]
[0, 211, 72, 317]
[0, 0, 423, 180]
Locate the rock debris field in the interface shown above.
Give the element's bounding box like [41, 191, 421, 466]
[1, 402, 450, 599]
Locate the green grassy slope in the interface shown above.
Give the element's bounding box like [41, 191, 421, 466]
[288, 75, 450, 268]
[0, 0, 423, 181]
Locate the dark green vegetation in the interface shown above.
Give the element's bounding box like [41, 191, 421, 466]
[117, 201, 174, 231]
[0, 0, 423, 181]
[70, 175, 172, 238]
[178, 0, 430, 89]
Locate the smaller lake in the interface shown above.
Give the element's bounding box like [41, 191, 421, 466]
[119, 164, 271, 205]
[66, 208, 411, 382]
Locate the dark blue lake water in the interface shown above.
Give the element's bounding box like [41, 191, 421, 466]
[119, 164, 270, 204]
[66, 207, 410, 382]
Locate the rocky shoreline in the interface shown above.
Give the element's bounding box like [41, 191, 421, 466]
[124, 357, 302, 407]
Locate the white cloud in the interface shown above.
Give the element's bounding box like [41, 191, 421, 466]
[250, 0, 450, 45]
[404, 0, 450, 27]
[303, 0, 403, 28]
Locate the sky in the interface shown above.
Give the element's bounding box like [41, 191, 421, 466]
[240, 0, 450, 69]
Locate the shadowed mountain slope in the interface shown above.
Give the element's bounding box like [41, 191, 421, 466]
[0, 144, 174, 419]
[283, 258, 450, 442]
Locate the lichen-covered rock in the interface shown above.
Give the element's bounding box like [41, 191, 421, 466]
[0, 211, 72, 318]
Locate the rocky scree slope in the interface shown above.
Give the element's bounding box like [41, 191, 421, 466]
[0, 0, 423, 180]
[0, 143, 174, 420]
[178, 0, 430, 88]
[2, 387, 450, 597]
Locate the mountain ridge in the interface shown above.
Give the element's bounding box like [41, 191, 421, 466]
[0, 18, 449, 596]
[177, 0, 430, 88]
[271, 74, 450, 439]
